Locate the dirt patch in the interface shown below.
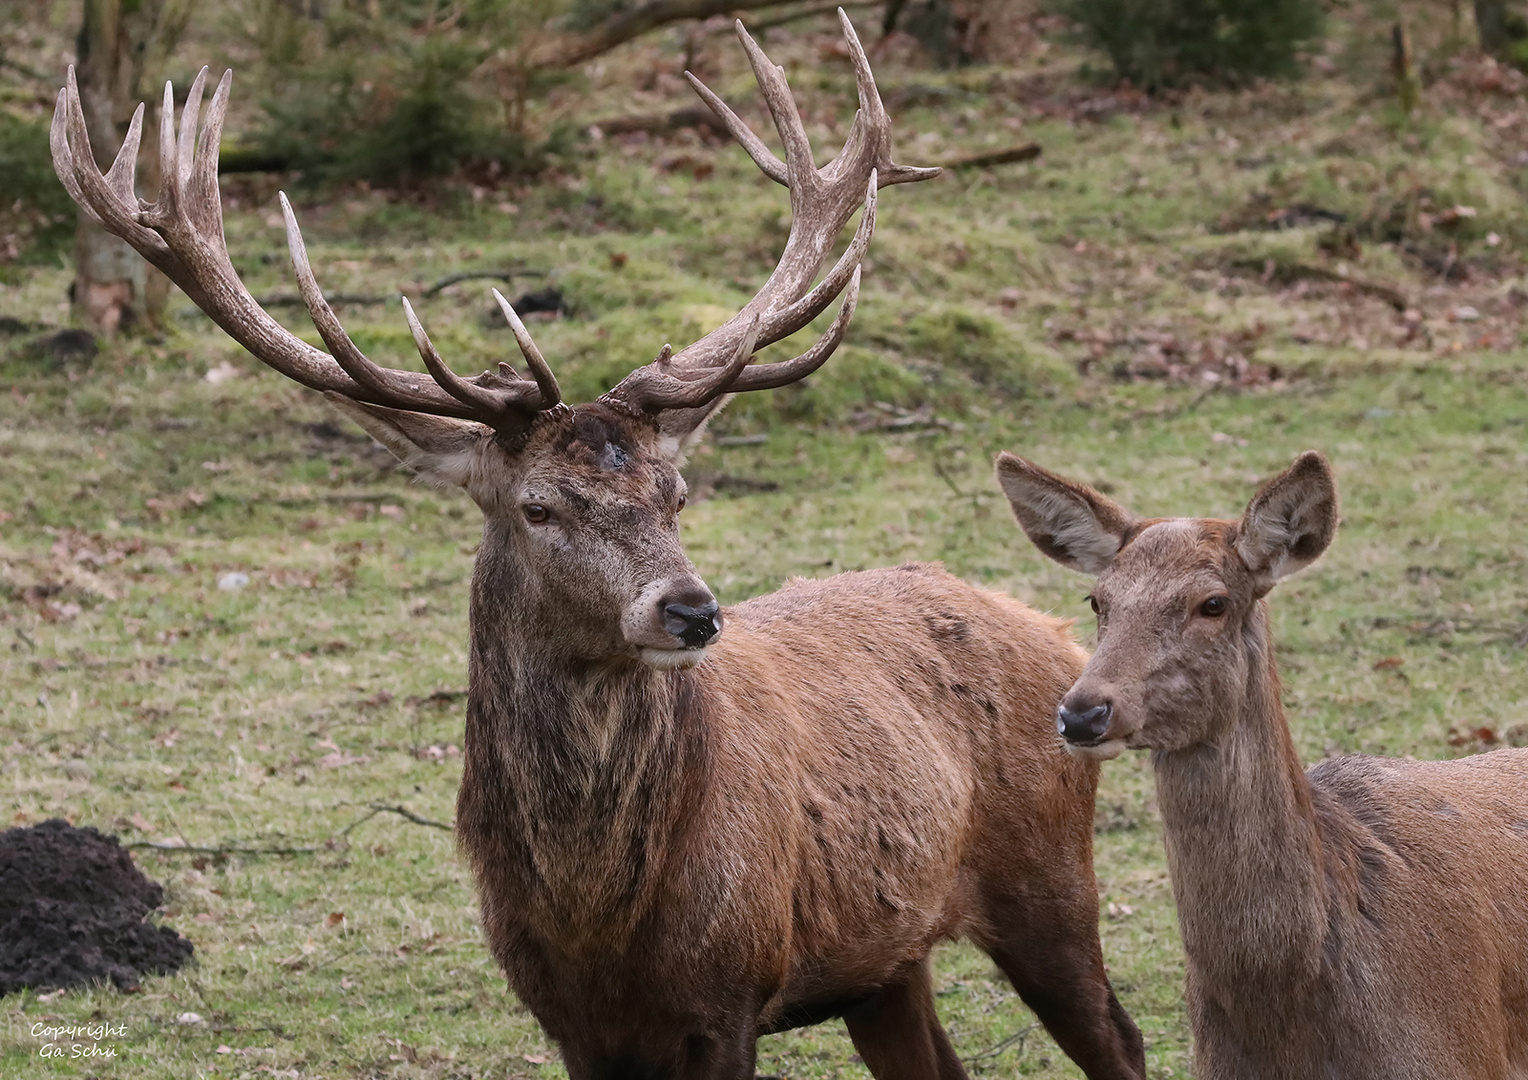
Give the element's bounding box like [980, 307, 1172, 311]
[0, 819, 194, 995]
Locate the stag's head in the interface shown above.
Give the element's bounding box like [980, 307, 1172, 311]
[996, 451, 1339, 756]
[53, 12, 936, 669]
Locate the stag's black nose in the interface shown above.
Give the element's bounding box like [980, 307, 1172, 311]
[664, 600, 722, 649]
[1056, 702, 1112, 744]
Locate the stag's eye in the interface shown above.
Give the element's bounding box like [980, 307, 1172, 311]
[1199, 595, 1229, 617]
[676, 493, 687, 512]
[1086, 594, 1100, 615]
[523, 504, 550, 524]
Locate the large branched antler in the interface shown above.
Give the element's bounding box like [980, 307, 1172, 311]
[51, 9, 932, 431]
[51, 66, 561, 431]
[601, 9, 938, 413]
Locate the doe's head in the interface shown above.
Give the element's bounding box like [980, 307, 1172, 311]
[996, 450, 1338, 757]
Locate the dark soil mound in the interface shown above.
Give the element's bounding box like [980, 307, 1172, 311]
[0, 819, 193, 995]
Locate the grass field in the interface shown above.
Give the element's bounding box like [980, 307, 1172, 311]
[3, 9, 1528, 1078]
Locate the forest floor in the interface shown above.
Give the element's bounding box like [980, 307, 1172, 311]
[2, 6, 1527, 1078]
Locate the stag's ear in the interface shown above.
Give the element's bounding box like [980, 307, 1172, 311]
[326, 394, 484, 489]
[1235, 450, 1338, 587]
[652, 395, 735, 465]
[995, 453, 1136, 575]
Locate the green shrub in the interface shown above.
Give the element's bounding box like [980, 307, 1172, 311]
[1055, 0, 1324, 90]
[0, 111, 74, 262]
[242, 0, 572, 188]
[896, 307, 1075, 400]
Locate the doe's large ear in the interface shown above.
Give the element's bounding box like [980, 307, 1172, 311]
[326, 393, 485, 490]
[995, 453, 1136, 575]
[1235, 450, 1338, 587]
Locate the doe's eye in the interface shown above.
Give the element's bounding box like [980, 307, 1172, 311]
[676, 493, 687, 512]
[1087, 595, 1100, 615]
[523, 504, 550, 524]
[1199, 595, 1228, 617]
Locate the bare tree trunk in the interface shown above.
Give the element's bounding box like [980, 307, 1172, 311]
[71, 0, 191, 336]
[1477, 0, 1508, 55]
[527, 0, 795, 69]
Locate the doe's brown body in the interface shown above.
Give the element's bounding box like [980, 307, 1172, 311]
[998, 449, 1528, 1080]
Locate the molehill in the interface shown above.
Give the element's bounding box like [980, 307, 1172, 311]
[0, 819, 194, 994]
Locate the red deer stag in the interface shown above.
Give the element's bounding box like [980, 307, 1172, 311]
[52, 18, 1145, 1078]
[997, 448, 1528, 1080]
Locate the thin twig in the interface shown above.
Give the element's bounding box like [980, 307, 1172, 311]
[1231, 258, 1409, 311]
[929, 454, 979, 501]
[739, 0, 882, 34]
[962, 1022, 1039, 1064]
[340, 802, 454, 836]
[127, 842, 320, 856]
[942, 143, 1042, 170]
[252, 292, 389, 307]
[422, 269, 543, 297]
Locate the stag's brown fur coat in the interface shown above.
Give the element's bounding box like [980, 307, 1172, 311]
[457, 561, 1139, 1077]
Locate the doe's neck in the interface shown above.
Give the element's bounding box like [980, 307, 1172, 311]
[1150, 603, 1328, 994]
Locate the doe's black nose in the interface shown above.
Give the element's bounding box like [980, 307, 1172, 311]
[1056, 702, 1112, 744]
[664, 600, 722, 649]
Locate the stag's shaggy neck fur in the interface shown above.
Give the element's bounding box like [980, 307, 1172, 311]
[458, 546, 708, 951]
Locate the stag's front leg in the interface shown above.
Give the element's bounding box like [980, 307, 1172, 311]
[985, 892, 1146, 1080]
[679, 1023, 759, 1080]
[842, 958, 968, 1080]
[558, 1018, 759, 1080]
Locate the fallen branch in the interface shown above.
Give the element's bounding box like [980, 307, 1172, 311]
[739, 0, 882, 33]
[127, 841, 320, 856]
[423, 269, 545, 297]
[590, 105, 727, 138]
[407, 688, 469, 707]
[962, 1022, 1039, 1064]
[531, 0, 796, 68]
[942, 142, 1042, 170]
[1232, 258, 1409, 311]
[252, 292, 389, 307]
[340, 802, 454, 837]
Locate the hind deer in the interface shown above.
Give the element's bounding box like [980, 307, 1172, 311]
[53, 15, 1145, 1080]
[997, 448, 1528, 1080]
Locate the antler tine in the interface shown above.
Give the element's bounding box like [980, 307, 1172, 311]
[491, 289, 564, 409]
[103, 102, 144, 204]
[156, 79, 180, 221]
[759, 170, 876, 345]
[832, 8, 940, 187]
[280, 192, 414, 405]
[57, 68, 166, 253]
[177, 67, 208, 193]
[682, 71, 787, 186]
[402, 296, 548, 424]
[605, 314, 760, 413]
[187, 69, 232, 233]
[50, 87, 97, 224]
[734, 21, 818, 184]
[728, 266, 859, 393]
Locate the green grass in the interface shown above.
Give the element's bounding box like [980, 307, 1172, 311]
[3, 8, 1528, 1078]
